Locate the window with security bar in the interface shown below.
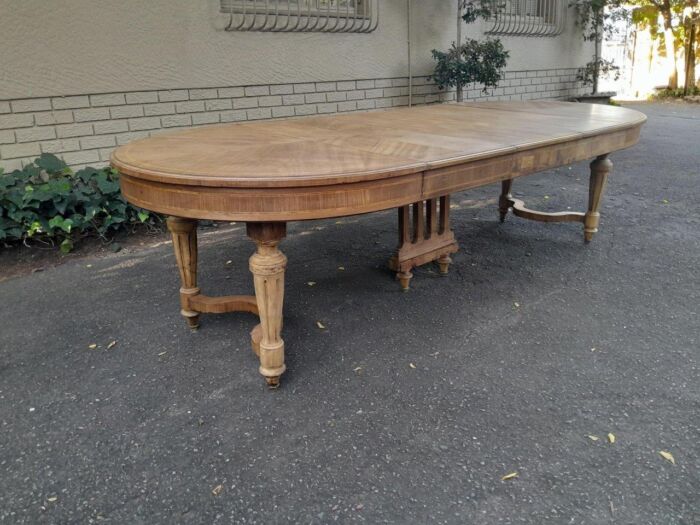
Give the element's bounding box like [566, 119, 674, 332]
[484, 0, 567, 36]
[220, 0, 379, 32]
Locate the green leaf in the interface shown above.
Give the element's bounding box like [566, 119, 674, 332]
[137, 211, 150, 223]
[59, 238, 74, 254]
[35, 153, 68, 174]
[75, 167, 99, 184]
[95, 173, 120, 194]
[48, 216, 73, 233]
[0, 174, 17, 190]
[27, 221, 42, 237]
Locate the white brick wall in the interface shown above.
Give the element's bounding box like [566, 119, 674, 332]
[0, 69, 586, 172]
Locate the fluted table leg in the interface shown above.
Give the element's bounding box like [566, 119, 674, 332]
[166, 216, 200, 329]
[247, 222, 287, 388]
[584, 154, 613, 243]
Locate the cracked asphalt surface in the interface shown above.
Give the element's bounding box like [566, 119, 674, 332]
[0, 102, 698, 524]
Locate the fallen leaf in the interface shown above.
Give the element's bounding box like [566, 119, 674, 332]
[501, 472, 518, 481]
[338, 266, 345, 271]
[106, 340, 117, 349]
[409, 363, 416, 369]
[88, 344, 97, 349]
[587, 435, 600, 441]
[47, 497, 57, 503]
[307, 281, 316, 286]
[659, 451, 675, 465]
[607, 433, 616, 444]
[158, 351, 167, 356]
[316, 321, 326, 329]
[212, 484, 224, 496]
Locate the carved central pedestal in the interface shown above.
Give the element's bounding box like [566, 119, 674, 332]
[389, 195, 459, 290]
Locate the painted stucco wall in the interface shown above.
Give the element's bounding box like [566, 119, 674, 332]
[0, 0, 589, 99]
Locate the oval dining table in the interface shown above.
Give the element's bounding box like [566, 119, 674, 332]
[112, 101, 646, 387]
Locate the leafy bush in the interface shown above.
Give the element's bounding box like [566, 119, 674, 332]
[429, 39, 509, 94]
[0, 154, 161, 253]
[650, 87, 700, 99]
[429, 2, 509, 100]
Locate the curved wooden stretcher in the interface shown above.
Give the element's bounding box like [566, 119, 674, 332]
[112, 101, 646, 387]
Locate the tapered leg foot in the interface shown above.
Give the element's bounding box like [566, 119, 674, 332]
[167, 217, 201, 329]
[265, 376, 281, 389]
[397, 270, 413, 291]
[248, 222, 287, 387]
[584, 155, 612, 243]
[437, 255, 452, 275]
[499, 179, 514, 223]
[184, 312, 200, 330]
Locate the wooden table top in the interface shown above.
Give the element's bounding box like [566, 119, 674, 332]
[112, 102, 646, 189]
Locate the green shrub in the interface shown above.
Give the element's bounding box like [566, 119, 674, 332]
[650, 87, 700, 100]
[0, 154, 161, 253]
[429, 39, 509, 95]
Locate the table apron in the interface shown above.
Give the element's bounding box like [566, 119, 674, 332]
[119, 126, 640, 222]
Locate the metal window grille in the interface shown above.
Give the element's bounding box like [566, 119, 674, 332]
[485, 0, 566, 36]
[221, 0, 379, 32]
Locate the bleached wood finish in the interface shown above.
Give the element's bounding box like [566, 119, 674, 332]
[247, 222, 287, 388]
[114, 102, 645, 387]
[114, 102, 645, 221]
[166, 217, 201, 329]
[497, 154, 612, 242]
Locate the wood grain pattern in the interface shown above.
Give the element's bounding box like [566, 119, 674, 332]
[115, 103, 644, 221]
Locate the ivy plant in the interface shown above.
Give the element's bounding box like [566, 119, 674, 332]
[0, 154, 161, 253]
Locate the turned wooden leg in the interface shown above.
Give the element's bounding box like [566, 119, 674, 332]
[167, 217, 200, 329]
[499, 179, 513, 223]
[437, 254, 452, 275]
[397, 270, 413, 291]
[247, 222, 287, 388]
[584, 155, 612, 243]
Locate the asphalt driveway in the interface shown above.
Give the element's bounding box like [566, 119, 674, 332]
[0, 101, 698, 524]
